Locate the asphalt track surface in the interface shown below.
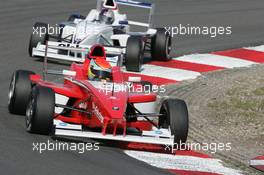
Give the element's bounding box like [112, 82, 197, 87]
[0, 0, 264, 174]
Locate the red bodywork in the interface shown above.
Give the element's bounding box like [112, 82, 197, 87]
[30, 45, 156, 136]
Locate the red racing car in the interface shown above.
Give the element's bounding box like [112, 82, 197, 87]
[8, 44, 188, 146]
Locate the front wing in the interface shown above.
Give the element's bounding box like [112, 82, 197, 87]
[54, 119, 175, 146]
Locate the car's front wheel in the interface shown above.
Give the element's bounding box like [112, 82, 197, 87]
[28, 22, 49, 57]
[8, 70, 35, 115]
[125, 36, 144, 72]
[159, 99, 189, 145]
[26, 86, 55, 135]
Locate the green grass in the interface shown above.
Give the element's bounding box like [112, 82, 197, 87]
[208, 86, 264, 119]
[253, 87, 264, 96]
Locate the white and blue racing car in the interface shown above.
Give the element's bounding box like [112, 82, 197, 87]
[29, 0, 172, 72]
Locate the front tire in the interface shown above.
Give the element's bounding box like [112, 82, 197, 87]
[125, 36, 143, 72]
[8, 70, 35, 115]
[28, 22, 49, 57]
[26, 86, 55, 135]
[151, 28, 172, 61]
[159, 99, 189, 145]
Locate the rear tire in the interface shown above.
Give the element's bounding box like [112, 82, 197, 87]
[151, 28, 172, 61]
[28, 22, 49, 57]
[125, 36, 143, 72]
[159, 99, 189, 145]
[8, 70, 35, 115]
[26, 86, 55, 135]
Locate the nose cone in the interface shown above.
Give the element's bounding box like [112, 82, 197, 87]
[108, 91, 127, 120]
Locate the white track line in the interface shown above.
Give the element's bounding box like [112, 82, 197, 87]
[174, 54, 257, 68]
[124, 150, 242, 175]
[126, 64, 201, 81]
[250, 160, 264, 166]
[245, 45, 264, 52]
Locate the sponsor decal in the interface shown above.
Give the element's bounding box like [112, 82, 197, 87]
[59, 122, 67, 126]
[92, 102, 104, 122]
[155, 130, 163, 135]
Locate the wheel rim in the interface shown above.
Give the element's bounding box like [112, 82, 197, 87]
[26, 97, 34, 131]
[159, 104, 173, 136]
[8, 75, 16, 105]
[139, 52, 143, 70]
[166, 37, 172, 58]
[138, 41, 144, 70]
[159, 103, 169, 128]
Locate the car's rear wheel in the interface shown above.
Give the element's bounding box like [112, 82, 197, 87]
[8, 70, 35, 115]
[28, 22, 49, 57]
[26, 86, 55, 135]
[159, 99, 189, 145]
[151, 28, 172, 61]
[125, 36, 143, 72]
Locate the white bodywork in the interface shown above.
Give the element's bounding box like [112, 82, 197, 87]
[32, 41, 126, 62]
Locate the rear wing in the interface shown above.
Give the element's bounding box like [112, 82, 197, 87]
[116, 0, 152, 9]
[97, 0, 155, 28]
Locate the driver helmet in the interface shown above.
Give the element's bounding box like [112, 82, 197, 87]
[88, 58, 112, 81]
[99, 9, 115, 24]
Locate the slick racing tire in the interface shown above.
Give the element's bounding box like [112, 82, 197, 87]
[159, 99, 189, 145]
[68, 13, 85, 22]
[151, 28, 172, 61]
[125, 36, 143, 72]
[28, 22, 49, 57]
[26, 86, 55, 135]
[8, 70, 35, 115]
